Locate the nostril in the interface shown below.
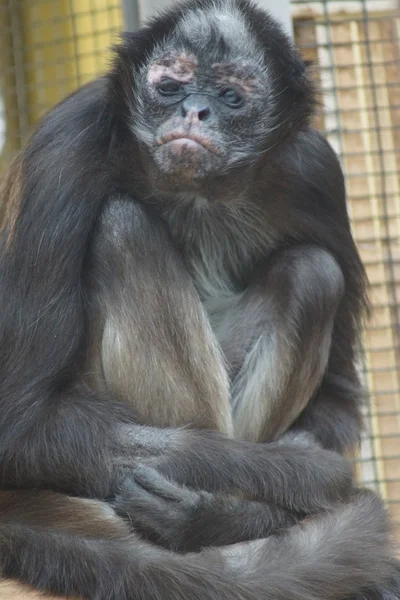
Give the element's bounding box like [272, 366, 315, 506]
[181, 98, 211, 121]
[198, 107, 211, 121]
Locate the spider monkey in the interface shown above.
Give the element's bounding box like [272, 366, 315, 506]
[0, 1, 399, 599]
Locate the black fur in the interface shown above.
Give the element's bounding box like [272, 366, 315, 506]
[0, 0, 397, 598]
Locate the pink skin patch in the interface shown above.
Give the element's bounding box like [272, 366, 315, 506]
[213, 63, 259, 95]
[147, 52, 198, 86]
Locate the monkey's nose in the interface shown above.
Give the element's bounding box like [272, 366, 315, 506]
[181, 97, 211, 121]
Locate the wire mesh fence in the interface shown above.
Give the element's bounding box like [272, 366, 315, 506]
[1, 0, 400, 539]
[293, 0, 400, 538]
[0, 0, 121, 172]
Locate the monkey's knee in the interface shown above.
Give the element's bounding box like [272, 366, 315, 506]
[267, 248, 345, 404]
[296, 246, 344, 305]
[271, 245, 345, 316]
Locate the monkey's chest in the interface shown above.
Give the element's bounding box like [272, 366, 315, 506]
[203, 291, 251, 374]
[186, 237, 267, 366]
[189, 255, 258, 376]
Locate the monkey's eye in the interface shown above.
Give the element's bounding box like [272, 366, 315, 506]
[156, 79, 183, 96]
[219, 87, 244, 108]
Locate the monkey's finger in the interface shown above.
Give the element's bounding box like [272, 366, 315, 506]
[114, 478, 166, 510]
[113, 478, 178, 533]
[132, 464, 199, 504]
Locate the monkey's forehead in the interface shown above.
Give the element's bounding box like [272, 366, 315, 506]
[176, 3, 261, 54]
[151, 2, 266, 68]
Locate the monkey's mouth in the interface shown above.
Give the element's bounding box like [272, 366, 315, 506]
[157, 132, 221, 155]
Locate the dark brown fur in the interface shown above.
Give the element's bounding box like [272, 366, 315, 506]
[0, 1, 398, 598]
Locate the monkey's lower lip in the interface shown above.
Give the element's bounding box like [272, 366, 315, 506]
[164, 138, 207, 153]
[158, 135, 220, 155]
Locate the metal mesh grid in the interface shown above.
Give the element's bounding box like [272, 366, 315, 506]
[293, 0, 400, 538]
[0, 0, 122, 173]
[1, 0, 400, 538]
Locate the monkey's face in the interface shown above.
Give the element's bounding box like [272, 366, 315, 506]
[133, 48, 271, 186]
[128, 2, 312, 191]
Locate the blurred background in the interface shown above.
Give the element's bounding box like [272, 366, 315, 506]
[1, 0, 400, 539]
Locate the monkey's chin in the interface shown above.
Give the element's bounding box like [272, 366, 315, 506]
[152, 142, 222, 182]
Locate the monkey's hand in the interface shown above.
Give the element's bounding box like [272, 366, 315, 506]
[114, 465, 298, 552]
[144, 434, 354, 513]
[114, 427, 353, 515]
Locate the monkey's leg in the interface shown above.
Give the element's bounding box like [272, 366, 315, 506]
[0, 489, 394, 600]
[88, 198, 233, 436]
[213, 245, 345, 442]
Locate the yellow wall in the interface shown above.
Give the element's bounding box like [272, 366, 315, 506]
[0, 0, 122, 171]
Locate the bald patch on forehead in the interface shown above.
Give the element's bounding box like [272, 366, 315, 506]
[176, 4, 260, 58]
[147, 51, 198, 85]
[213, 63, 262, 94]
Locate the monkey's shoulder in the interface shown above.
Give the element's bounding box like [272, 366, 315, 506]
[281, 128, 344, 192]
[271, 128, 348, 222]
